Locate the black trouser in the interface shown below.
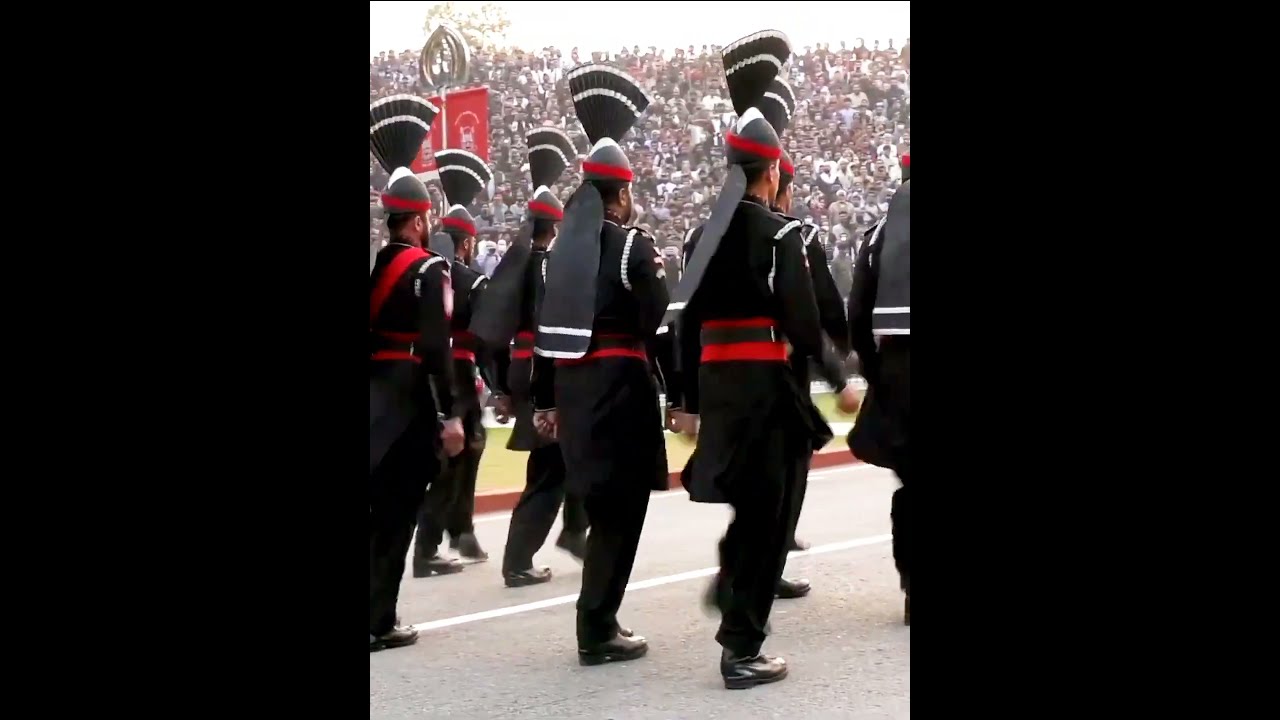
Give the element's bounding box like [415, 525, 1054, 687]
[785, 454, 812, 550]
[715, 445, 799, 657]
[414, 442, 482, 557]
[502, 444, 589, 573]
[370, 417, 439, 635]
[576, 480, 651, 647]
[892, 459, 910, 594]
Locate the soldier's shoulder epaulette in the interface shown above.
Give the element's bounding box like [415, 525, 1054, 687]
[413, 252, 450, 298]
[452, 261, 487, 291]
[622, 225, 654, 242]
[763, 212, 805, 243]
[799, 219, 820, 247]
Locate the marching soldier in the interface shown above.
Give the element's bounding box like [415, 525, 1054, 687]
[369, 94, 465, 651]
[664, 30, 833, 689]
[471, 127, 590, 587]
[413, 150, 499, 576]
[671, 78, 857, 604]
[533, 62, 668, 665]
[756, 78, 861, 596]
[847, 156, 911, 625]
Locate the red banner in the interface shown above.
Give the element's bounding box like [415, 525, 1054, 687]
[411, 86, 490, 174]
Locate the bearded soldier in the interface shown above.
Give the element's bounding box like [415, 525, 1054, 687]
[471, 127, 590, 587]
[369, 94, 465, 651]
[533, 63, 668, 665]
[413, 150, 498, 576]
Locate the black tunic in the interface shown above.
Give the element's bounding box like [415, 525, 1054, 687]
[779, 211, 849, 451]
[846, 181, 910, 471]
[679, 216, 846, 446]
[502, 247, 554, 452]
[369, 242, 456, 474]
[532, 221, 671, 496]
[448, 261, 499, 446]
[677, 198, 825, 504]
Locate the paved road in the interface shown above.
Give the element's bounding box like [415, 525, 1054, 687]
[371, 464, 909, 719]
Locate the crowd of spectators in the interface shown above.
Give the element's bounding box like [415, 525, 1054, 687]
[371, 37, 908, 294]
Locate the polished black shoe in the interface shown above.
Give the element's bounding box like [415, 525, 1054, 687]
[787, 537, 810, 552]
[370, 626, 419, 652]
[775, 577, 811, 599]
[555, 530, 587, 562]
[503, 566, 552, 587]
[721, 650, 788, 689]
[904, 594, 910, 626]
[412, 554, 465, 578]
[455, 533, 489, 562]
[579, 633, 648, 666]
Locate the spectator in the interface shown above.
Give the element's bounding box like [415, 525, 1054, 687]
[830, 241, 854, 300]
[371, 38, 908, 254]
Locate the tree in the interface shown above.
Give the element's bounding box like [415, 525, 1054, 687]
[421, 1, 511, 52]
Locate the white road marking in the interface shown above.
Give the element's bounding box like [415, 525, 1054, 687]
[410, 533, 892, 633]
[473, 462, 879, 524]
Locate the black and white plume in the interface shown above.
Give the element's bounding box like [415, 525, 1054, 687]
[567, 63, 652, 147]
[526, 127, 577, 194]
[721, 30, 791, 115]
[759, 78, 796, 139]
[369, 94, 439, 173]
[434, 149, 493, 210]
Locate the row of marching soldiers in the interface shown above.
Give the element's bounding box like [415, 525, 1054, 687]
[369, 28, 911, 691]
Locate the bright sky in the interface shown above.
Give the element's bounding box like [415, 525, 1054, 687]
[370, 1, 909, 58]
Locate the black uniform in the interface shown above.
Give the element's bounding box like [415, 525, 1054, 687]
[499, 247, 589, 577]
[780, 214, 850, 550]
[413, 148, 496, 572]
[369, 242, 455, 636]
[534, 220, 670, 647]
[414, 260, 499, 564]
[847, 179, 911, 619]
[369, 92, 452, 650]
[677, 198, 824, 656]
[469, 125, 590, 583]
[664, 29, 808, 687]
[533, 62, 661, 661]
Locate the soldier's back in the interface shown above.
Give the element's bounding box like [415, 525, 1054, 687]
[592, 221, 647, 336]
[691, 201, 791, 322]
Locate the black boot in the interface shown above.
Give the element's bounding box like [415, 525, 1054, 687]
[503, 566, 552, 587]
[786, 537, 810, 552]
[579, 632, 648, 666]
[370, 626, 419, 652]
[721, 649, 788, 689]
[555, 529, 587, 562]
[775, 577, 811, 599]
[455, 532, 489, 562]
[412, 554, 464, 578]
